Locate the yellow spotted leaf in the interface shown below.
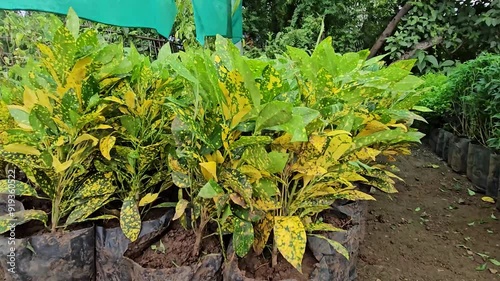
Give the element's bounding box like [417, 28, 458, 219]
[253, 213, 274, 255]
[355, 147, 381, 161]
[74, 134, 99, 146]
[120, 197, 141, 241]
[200, 161, 217, 181]
[3, 144, 40, 156]
[357, 120, 389, 137]
[309, 135, 327, 152]
[124, 90, 136, 110]
[337, 189, 376, 201]
[139, 193, 160, 207]
[173, 199, 189, 220]
[100, 135, 116, 161]
[274, 216, 307, 272]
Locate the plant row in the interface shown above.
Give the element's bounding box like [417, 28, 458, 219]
[418, 53, 500, 151]
[0, 15, 425, 271]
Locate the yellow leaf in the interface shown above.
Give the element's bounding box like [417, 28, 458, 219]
[355, 147, 380, 161]
[274, 216, 307, 272]
[325, 134, 353, 162]
[52, 156, 73, 173]
[103, 96, 124, 104]
[3, 144, 40, 156]
[173, 199, 189, 220]
[200, 161, 217, 181]
[124, 90, 136, 110]
[35, 89, 53, 113]
[482, 196, 495, 204]
[253, 213, 274, 255]
[388, 123, 408, 132]
[240, 165, 262, 183]
[139, 193, 159, 207]
[357, 120, 389, 137]
[215, 150, 224, 163]
[55, 136, 66, 146]
[23, 87, 38, 110]
[337, 189, 376, 201]
[309, 135, 327, 152]
[100, 135, 116, 161]
[95, 124, 113, 130]
[74, 134, 99, 147]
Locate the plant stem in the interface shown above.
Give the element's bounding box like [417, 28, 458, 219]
[51, 195, 60, 233]
[272, 235, 278, 267]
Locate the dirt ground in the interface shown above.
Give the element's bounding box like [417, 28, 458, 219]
[357, 145, 500, 281]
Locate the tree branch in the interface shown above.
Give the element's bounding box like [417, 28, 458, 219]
[368, 2, 413, 59]
[399, 36, 443, 60]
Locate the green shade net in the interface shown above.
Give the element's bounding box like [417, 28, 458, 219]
[192, 0, 242, 44]
[0, 0, 177, 38]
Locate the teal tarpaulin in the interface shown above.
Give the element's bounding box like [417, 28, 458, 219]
[0, 0, 243, 46]
[192, 0, 242, 44]
[0, 0, 178, 38]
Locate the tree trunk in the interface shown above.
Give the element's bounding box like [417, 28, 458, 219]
[368, 2, 413, 59]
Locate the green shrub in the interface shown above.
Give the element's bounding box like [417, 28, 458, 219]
[417, 72, 452, 126]
[445, 53, 500, 149]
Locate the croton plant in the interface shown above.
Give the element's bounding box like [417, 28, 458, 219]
[0, 11, 427, 273]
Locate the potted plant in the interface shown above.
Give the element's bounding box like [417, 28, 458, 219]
[0, 19, 118, 280]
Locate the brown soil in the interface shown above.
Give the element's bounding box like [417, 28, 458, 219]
[358, 145, 500, 281]
[238, 248, 317, 281]
[135, 221, 221, 269]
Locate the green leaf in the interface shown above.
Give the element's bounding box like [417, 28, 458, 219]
[255, 101, 293, 132]
[267, 151, 289, 173]
[274, 216, 307, 272]
[230, 136, 273, 150]
[467, 188, 476, 196]
[426, 55, 439, 68]
[0, 210, 48, 234]
[120, 197, 141, 241]
[66, 195, 113, 226]
[476, 263, 487, 271]
[65, 7, 80, 39]
[233, 206, 263, 222]
[8, 106, 31, 129]
[490, 259, 500, 266]
[309, 234, 349, 261]
[198, 180, 224, 199]
[253, 178, 279, 197]
[0, 180, 38, 197]
[31, 104, 58, 133]
[233, 217, 254, 257]
[411, 106, 433, 113]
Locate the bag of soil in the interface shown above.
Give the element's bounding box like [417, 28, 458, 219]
[440, 130, 454, 161]
[447, 137, 470, 173]
[0, 225, 95, 281]
[308, 201, 367, 281]
[466, 143, 491, 193]
[96, 209, 222, 281]
[487, 154, 500, 198]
